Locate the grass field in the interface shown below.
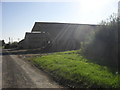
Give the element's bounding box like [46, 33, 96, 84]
[29, 50, 120, 88]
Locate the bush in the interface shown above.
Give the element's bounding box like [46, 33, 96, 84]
[81, 14, 120, 72]
[4, 42, 18, 49]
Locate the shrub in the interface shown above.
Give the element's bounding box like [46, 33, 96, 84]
[81, 14, 120, 72]
[4, 42, 18, 49]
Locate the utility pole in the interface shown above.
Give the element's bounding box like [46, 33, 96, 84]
[9, 37, 10, 44]
[11, 38, 13, 43]
[18, 38, 20, 42]
[118, 1, 120, 18]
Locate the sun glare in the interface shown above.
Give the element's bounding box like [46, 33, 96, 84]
[79, 0, 109, 11]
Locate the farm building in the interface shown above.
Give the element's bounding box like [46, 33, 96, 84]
[19, 22, 98, 52]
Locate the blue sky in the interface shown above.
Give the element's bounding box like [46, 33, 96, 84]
[1, 0, 119, 43]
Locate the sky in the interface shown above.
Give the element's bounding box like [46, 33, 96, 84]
[1, 0, 119, 43]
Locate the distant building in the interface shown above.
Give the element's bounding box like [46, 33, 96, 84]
[118, 1, 120, 17]
[19, 22, 98, 52]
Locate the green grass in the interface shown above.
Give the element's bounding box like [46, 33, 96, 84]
[29, 50, 120, 88]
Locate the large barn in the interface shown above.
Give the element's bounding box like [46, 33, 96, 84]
[19, 22, 98, 52]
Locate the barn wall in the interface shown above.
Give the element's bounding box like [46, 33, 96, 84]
[19, 22, 98, 52]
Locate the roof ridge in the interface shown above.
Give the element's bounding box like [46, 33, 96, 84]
[35, 22, 98, 26]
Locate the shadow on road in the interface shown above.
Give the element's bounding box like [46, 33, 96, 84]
[2, 48, 52, 56]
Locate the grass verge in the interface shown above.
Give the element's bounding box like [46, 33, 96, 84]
[28, 50, 120, 88]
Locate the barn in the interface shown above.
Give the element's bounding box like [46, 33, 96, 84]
[18, 22, 98, 52]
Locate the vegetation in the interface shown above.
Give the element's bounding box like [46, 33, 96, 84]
[81, 14, 119, 73]
[29, 50, 120, 88]
[4, 42, 18, 49]
[0, 40, 5, 49]
[0, 40, 5, 46]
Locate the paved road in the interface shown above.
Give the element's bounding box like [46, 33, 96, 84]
[2, 49, 63, 88]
